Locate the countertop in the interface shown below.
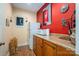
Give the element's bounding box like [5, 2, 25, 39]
[34, 33, 75, 51]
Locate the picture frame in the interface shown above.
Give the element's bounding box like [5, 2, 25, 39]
[6, 18, 10, 27]
[16, 17, 24, 26]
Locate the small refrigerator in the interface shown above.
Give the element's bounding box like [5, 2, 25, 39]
[29, 22, 40, 49]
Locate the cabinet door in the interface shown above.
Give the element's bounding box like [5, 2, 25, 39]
[36, 46, 43, 56]
[57, 45, 75, 56]
[43, 40, 56, 56]
[33, 36, 37, 55]
[36, 37, 43, 56]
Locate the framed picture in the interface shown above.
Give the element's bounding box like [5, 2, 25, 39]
[16, 17, 24, 26]
[43, 10, 48, 25]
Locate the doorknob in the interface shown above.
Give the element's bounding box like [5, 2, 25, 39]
[0, 42, 5, 46]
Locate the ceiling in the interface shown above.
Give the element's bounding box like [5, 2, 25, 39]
[12, 3, 44, 13]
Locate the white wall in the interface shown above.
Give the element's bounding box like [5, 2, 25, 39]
[5, 3, 13, 55]
[12, 7, 36, 46]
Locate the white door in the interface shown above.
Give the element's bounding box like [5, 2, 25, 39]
[0, 27, 5, 56]
[0, 4, 6, 56]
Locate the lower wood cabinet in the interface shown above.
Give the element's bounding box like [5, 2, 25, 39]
[36, 36, 43, 56]
[33, 36, 43, 56]
[33, 35, 75, 56]
[36, 46, 42, 56]
[43, 40, 56, 56]
[33, 35, 37, 55]
[57, 45, 75, 56]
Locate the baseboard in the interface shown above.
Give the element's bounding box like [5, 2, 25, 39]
[4, 50, 9, 56]
[18, 43, 28, 47]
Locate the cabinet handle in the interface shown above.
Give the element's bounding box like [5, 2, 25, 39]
[0, 42, 5, 46]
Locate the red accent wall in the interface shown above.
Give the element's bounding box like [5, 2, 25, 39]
[37, 3, 75, 34]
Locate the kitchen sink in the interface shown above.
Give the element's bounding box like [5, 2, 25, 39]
[59, 36, 75, 45]
[51, 33, 75, 45]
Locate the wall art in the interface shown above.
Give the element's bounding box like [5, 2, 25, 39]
[16, 17, 24, 26]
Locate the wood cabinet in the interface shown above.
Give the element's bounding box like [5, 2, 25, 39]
[36, 36, 43, 56]
[33, 36, 43, 56]
[33, 35, 75, 56]
[43, 40, 56, 56]
[57, 45, 75, 56]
